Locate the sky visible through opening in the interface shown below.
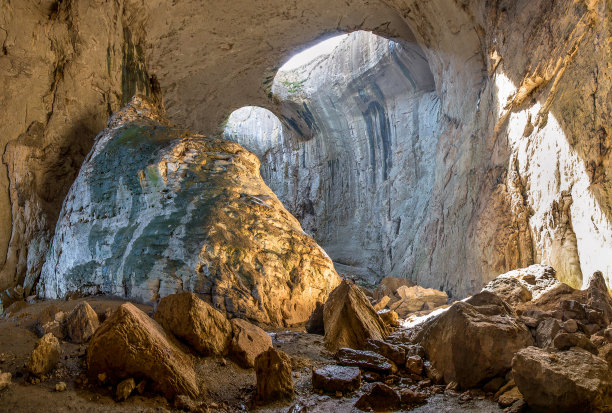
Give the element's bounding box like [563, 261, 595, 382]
[279, 34, 349, 71]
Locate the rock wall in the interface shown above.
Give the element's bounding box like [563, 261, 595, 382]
[38, 97, 340, 326]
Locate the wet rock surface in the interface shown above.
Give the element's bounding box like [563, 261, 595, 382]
[312, 365, 361, 394]
[335, 348, 396, 374]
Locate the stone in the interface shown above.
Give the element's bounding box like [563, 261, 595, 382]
[399, 388, 427, 405]
[586, 271, 612, 325]
[0, 287, 24, 315]
[535, 318, 562, 348]
[413, 291, 533, 388]
[116, 378, 136, 401]
[174, 394, 197, 411]
[553, 332, 598, 354]
[0, 371, 11, 390]
[354, 383, 401, 412]
[373, 277, 415, 301]
[403, 344, 426, 358]
[497, 386, 522, 407]
[65, 301, 100, 344]
[377, 309, 399, 327]
[365, 339, 406, 365]
[312, 365, 361, 394]
[87, 302, 198, 399]
[3, 300, 27, 317]
[405, 355, 424, 375]
[55, 381, 67, 392]
[512, 347, 612, 412]
[323, 281, 389, 352]
[229, 318, 272, 368]
[154, 292, 232, 356]
[305, 301, 324, 335]
[389, 285, 448, 317]
[255, 348, 294, 403]
[482, 377, 505, 393]
[27, 333, 61, 376]
[335, 348, 395, 374]
[563, 319, 578, 333]
[483, 277, 532, 306]
[34, 305, 66, 339]
[37, 97, 340, 327]
[598, 343, 612, 365]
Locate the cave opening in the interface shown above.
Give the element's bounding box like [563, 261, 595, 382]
[224, 30, 439, 290]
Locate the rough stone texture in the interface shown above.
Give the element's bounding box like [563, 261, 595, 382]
[512, 347, 612, 412]
[305, 301, 324, 335]
[388, 285, 448, 317]
[365, 339, 406, 365]
[490, 265, 560, 301]
[586, 271, 612, 324]
[37, 97, 340, 327]
[65, 301, 99, 344]
[154, 292, 232, 356]
[87, 302, 198, 399]
[377, 309, 399, 327]
[354, 383, 401, 412]
[254, 348, 294, 403]
[484, 277, 532, 306]
[312, 365, 361, 394]
[0, 371, 11, 390]
[535, 319, 563, 349]
[335, 348, 396, 374]
[229, 318, 272, 368]
[34, 305, 66, 339]
[323, 281, 389, 352]
[26, 333, 60, 376]
[116, 378, 136, 401]
[373, 277, 416, 302]
[413, 291, 533, 388]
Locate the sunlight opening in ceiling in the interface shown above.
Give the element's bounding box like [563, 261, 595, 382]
[279, 34, 349, 72]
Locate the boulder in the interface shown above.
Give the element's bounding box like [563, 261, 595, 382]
[405, 355, 424, 375]
[116, 378, 136, 401]
[254, 348, 294, 403]
[87, 302, 198, 399]
[354, 383, 401, 412]
[373, 277, 415, 301]
[34, 305, 66, 339]
[492, 265, 559, 299]
[229, 318, 272, 368]
[399, 388, 427, 405]
[413, 291, 533, 388]
[0, 286, 24, 315]
[483, 277, 532, 306]
[0, 371, 11, 390]
[365, 339, 406, 365]
[3, 300, 27, 317]
[38, 97, 340, 327]
[305, 301, 324, 335]
[154, 292, 232, 356]
[323, 281, 389, 352]
[377, 309, 399, 327]
[373, 296, 390, 311]
[513, 347, 612, 412]
[553, 332, 598, 354]
[598, 343, 612, 365]
[312, 365, 361, 393]
[27, 333, 61, 376]
[389, 285, 448, 317]
[65, 301, 100, 344]
[497, 386, 523, 407]
[585, 271, 612, 325]
[535, 318, 562, 348]
[335, 348, 396, 374]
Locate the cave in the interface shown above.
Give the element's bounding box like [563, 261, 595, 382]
[0, 0, 610, 411]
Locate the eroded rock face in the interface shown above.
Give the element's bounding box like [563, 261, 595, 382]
[254, 348, 294, 403]
[38, 97, 340, 326]
[65, 301, 100, 344]
[154, 292, 232, 356]
[323, 281, 389, 352]
[27, 333, 60, 376]
[87, 302, 198, 399]
[312, 365, 361, 394]
[512, 347, 612, 412]
[229, 318, 273, 368]
[414, 291, 533, 388]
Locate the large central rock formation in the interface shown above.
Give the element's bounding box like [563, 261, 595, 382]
[38, 97, 340, 326]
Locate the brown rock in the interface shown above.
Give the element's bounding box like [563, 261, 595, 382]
[116, 378, 136, 401]
[335, 348, 395, 374]
[377, 309, 399, 327]
[413, 291, 533, 389]
[482, 376, 505, 393]
[365, 339, 405, 365]
[389, 285, 448, 317]
[154, 292, 232, 356]
[255, 348, 293, 403]
[34, 305, 66, 339]
[27, 333, 60, 376]
[405, 355, 424, 375]
[598, 343, 612, 365]
[0, 371, 11, 390]
[229, 318, 272, 368]
[3, 300, 27, 317]
[373, 277, 415, 301]
[323, 281, 389, 352]
[535, 318, 562, 348]
[586, 271, 612, 325]
[87, 303, 198, 399]
[497, 386, 522, 407]
[373, 296, 390, 311]
[512, 346, 612, 412]
[354, 383, 400, 412]
[312, 365, 361, 393]
[553, 332, 598, 354]
[65, 301, 100, 344]
[399, 388, 427, 405]
[305, 301, 324, 335]
[484, 277, 532, 306]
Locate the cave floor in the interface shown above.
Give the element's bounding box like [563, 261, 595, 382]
[0, 297, 505, 412]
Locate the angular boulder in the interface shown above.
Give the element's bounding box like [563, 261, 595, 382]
[512, 347, 612, 412]
[389, 285, 448, 317]
[255, 348, 293, 403]
[35, 305, 66, 339]
[354, 383, 401, 412]
[365, 338, 406, 365]
[65, 301, 100, 344]
[483, 277, 532, 306]
[335, 348, 396, 374]
[413, 291, 533, 388]
[312, 365, 361, 393]
[493, 264, 559, 299]
[585, 271, 612, 325]
[87, 302, 198, 399]
[37, 96, 340, 327]
[27, 333, 61, 376]
[154, 292, 232, 356]
[305, 301, 324, 335]
[323, 281, 389, 352]
[373, 277, 415, 302]
[229, 318, 272, 368]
